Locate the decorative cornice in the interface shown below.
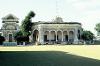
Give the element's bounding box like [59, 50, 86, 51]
[32, 22, 81, 25]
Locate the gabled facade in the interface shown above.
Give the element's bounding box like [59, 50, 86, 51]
[1, 14, 19, 42]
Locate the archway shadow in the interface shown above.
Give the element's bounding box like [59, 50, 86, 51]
[0, 51, 100, 66]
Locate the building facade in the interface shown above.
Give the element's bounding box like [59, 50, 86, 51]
[1, 14, 19, 42]
[31, 17, 83, 44]
[0, 14, 83, 44]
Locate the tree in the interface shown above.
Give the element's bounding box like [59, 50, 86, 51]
[14, 31, 23, 40]
[15, 36, 29, 42]
[21, 11, 35, 36]
[14, 31, 29, 45]
[95, 23, 100, 36]
[81, 30, 94, 44]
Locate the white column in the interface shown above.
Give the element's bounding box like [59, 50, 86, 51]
[30, 31, 33, 42]
[38, 25, 44, 44]
[74, 28, 78, 44]
[62, 31, 63, 42]
[39, 31, 44, 44]
[56, 31, 57, 42]
[23, 42, 25, 46]
[49, 31, 51, 43]
[29, 35, 32, 42]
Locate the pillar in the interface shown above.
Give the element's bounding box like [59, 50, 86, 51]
[67, 30, 69, 42]
[39, 31, 44, 44]
[49, 31, 51, 43]
[74, 28, 78, 44]
[31, 31, 34, 42]
[56, 31, 57, 42]
[38, 25, 44, 44]
[62, 31, 63, 42]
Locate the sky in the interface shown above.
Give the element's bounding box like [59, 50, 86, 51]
[0, 0, 100, 35]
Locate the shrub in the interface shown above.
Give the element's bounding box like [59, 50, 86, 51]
[15, 36, 29, 42]
[0, 35, 5, 45]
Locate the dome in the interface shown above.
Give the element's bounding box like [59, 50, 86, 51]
[2, 14, 19, 23]
[54, 17, 63, 23]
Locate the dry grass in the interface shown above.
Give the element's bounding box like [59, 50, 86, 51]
[1, 45, 100, 66]
[0, 45, 100, 60]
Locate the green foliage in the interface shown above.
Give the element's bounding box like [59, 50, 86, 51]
[14, 31, 23, 39]
[21, 11, 35, 36]
[95, 23, 100, 32]
[0, 33, 2, 36]
[28, 11, 35, 18]
[14, 31, 30, 42]
[81, 31, 94, 41]
[16, 36, 29, 42]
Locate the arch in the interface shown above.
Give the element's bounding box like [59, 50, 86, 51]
[69, 31, 74, 43]
[33, 30, 39, 43]
[8, 33, 13, 42]
[6, 25, 16, 30]
[78, 30, 81, 39]
[57, 31, 62, 42]
[63, 31, 68, 42]
[44, 31, 49, 42]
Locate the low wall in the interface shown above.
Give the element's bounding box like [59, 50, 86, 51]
[3, 42, 17, 46]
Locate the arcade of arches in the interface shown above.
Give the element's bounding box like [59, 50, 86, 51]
[31, 17, 82, 44]
[32, 30, 81, 44]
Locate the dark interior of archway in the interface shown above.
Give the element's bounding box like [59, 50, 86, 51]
[9, 34, 13, 42]
[33, 30, 39, 43]
[78, 30, 81, 39]
[65, 35, 68, 41]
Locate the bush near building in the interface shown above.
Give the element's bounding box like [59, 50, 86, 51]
[81, 30, 94, 44]
[0, 35, 5, 45]
[15, 36, 29, 45]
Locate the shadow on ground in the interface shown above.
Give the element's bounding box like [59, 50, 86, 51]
[0, 51, 100, 66]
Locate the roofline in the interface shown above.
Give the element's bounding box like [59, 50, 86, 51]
[2, 21, 19, 23]
[2, 14, 19, 19]
[32, 22, 81, 25]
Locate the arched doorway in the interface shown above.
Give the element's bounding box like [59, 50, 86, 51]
[63, 31, 68, 42]
[57, 31, 62, 42]
[33, 30, 39, 43]
[44, 31, 49, 42]
[69, 31, 74, 44]
[78, 30, 81, 39]
[9, 33, 13, 42]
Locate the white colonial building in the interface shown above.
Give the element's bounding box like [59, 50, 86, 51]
[0, 14, 83, 44]
[31, 17, 83, 44]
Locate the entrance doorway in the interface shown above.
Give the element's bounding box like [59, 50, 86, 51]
[65, 35, 68, 41]
[44, 35, 47, 42]
[9, 34, 13, 42]
[33, 30, 39, 43]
